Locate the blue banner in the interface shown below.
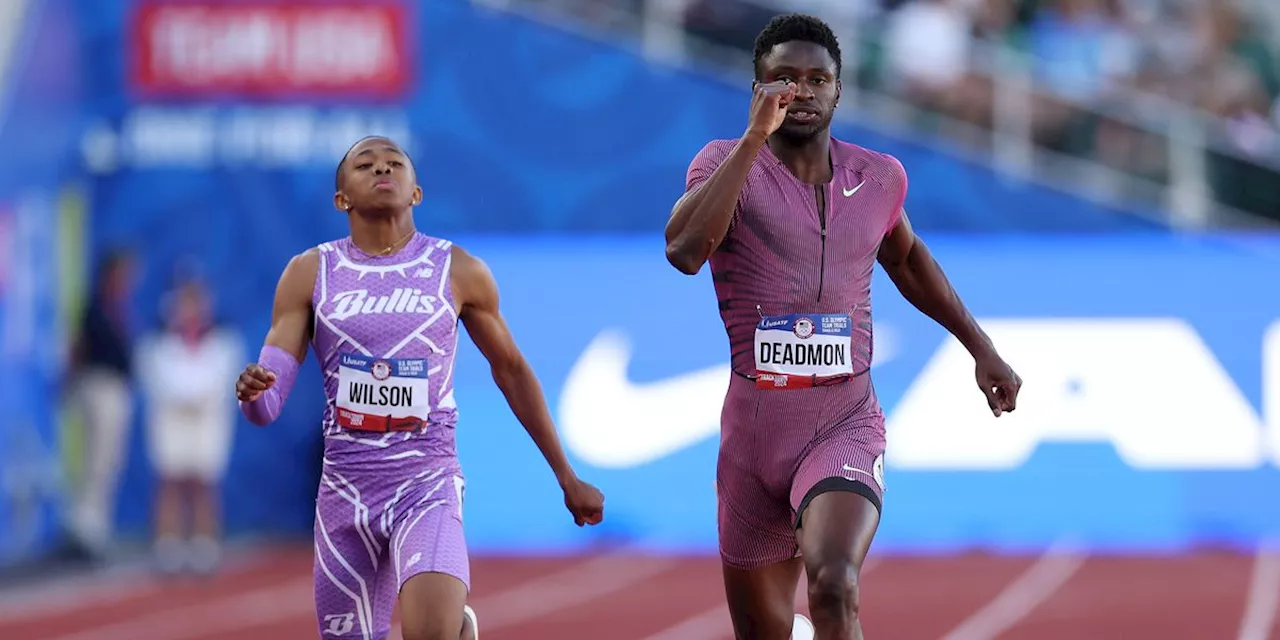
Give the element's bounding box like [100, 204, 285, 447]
[0, 0, 84, 566]
[73, 0, 1249, 555]
[77, 0, 1162, 237]
[431, 233, 1280, 554]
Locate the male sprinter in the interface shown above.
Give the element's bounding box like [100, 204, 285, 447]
[235, 136, 605, 640]
[664, 15, 1021, 640]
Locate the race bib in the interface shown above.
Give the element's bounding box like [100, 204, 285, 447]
[335, 354, 431, 432]
[754, 313, 853, 389]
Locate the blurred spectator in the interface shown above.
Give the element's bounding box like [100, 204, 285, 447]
[136, 275, 243, 575]
[1191, 2, 1280, 220]
[564, 0, 1280, 221]
[1025, 0, 1139, 150]
[883, 0, 973, 100]
[882, 0, 994, 127]
[65, 249, 138, 561]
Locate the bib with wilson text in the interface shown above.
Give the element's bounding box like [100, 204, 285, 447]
[336, 354, 430, 432]
[754, 313, 853, 389]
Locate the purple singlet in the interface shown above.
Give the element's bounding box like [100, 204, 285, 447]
[309, 233, 468, 639]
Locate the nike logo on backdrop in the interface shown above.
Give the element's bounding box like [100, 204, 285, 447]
[558, 327, 901, 469]
[843, 181, 866, 197]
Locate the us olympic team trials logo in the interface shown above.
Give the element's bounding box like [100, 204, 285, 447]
[793, 317, 815, 340]
[371, 360, 392, 381]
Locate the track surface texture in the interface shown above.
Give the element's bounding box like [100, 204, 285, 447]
[0, 544, 1276, 639]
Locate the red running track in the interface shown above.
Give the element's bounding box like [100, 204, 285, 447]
[0, 544, 1276, 639]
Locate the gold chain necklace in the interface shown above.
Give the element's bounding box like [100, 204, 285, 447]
[369, 228, 416, 257]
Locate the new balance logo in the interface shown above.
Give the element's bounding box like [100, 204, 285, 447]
[323, 613, 355, 636]
[329, 288, 436, 321]
[414, 267, 434, 278]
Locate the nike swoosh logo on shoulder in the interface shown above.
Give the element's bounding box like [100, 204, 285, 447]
[558, 328, 903, 469]
[843, 181, 866, 197]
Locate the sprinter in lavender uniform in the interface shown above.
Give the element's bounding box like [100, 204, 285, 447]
[236, 136, 605, 640]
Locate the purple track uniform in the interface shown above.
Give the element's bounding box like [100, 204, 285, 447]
[310, 233, 467, 639]
[688, 137, 907, 570]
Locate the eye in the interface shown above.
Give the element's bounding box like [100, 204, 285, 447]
[389, 160, 404, 167]
[355, 163, 372, 170]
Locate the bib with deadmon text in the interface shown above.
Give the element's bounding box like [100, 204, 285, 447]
[754, 313, 853, 389]
[336, 353, 430, 432]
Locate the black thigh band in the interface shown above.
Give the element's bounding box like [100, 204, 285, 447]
[794, 476, 882, 529]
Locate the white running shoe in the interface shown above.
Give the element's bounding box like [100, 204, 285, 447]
[464, 604, 479, 640]
[791, 613, 815, 640]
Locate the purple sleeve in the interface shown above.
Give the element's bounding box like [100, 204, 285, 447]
[882, 154, 909, 237]
[685, 141, 733, 191]
[239, 345, 301, 426]
[685, 140, 744, 233]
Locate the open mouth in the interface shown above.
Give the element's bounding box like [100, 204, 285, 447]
[785, 109, 820, 124]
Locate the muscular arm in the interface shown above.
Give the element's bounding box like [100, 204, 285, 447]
[451, 246, 579, 487]
[263, 250, 318, 363]
[664, 133, 766, 275]
[877, 213, 995, 359]
[238, 250, 316, 425]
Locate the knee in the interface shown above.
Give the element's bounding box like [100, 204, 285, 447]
[400, 613, 464, 640]
[807, 560, 861, 619]
[400, 622, 456, 640]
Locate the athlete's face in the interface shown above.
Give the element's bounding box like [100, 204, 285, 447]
[334, 138, 423, 215]
[755, 41, 841, 142]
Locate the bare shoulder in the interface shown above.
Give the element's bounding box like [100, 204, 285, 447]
[449, 244, 490, 279]
[288, 247, 320, 272]
[276, 247, 320, 298]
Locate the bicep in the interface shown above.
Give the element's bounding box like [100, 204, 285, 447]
[455, 251, 522, 371]
[461, 303, 521, 370]
[263, 253, 316, 363]
[876, 209, 916, 269]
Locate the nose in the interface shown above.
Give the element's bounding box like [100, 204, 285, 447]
[374, 162, 393, 175]
[794, 81, 816, 100]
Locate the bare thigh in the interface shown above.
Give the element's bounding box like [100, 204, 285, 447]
[399, 572, 468, 640]
[723, 558, 804, 640]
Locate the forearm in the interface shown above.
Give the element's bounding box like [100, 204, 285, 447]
[665, 133, 766, 273]
[891, 242, 994, 359]
[493, 359, 576, 486]
[239, 345, 301, 426]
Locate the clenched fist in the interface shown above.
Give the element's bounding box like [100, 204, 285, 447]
[235, 364, 277, 402]
[561, 476, 605, 527]
[745, 80, 796, 139]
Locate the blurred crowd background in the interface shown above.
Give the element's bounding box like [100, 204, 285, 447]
[536, 0, 1280, 224]
[0, 0, 1279, 637]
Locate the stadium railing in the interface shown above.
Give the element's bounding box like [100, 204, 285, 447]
[475, 0, 1280, 230]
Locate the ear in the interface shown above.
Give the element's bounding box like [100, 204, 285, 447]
[334, 191, 352, 212]
[411, 185, 423, 207]
[835, 78, 842, 105]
